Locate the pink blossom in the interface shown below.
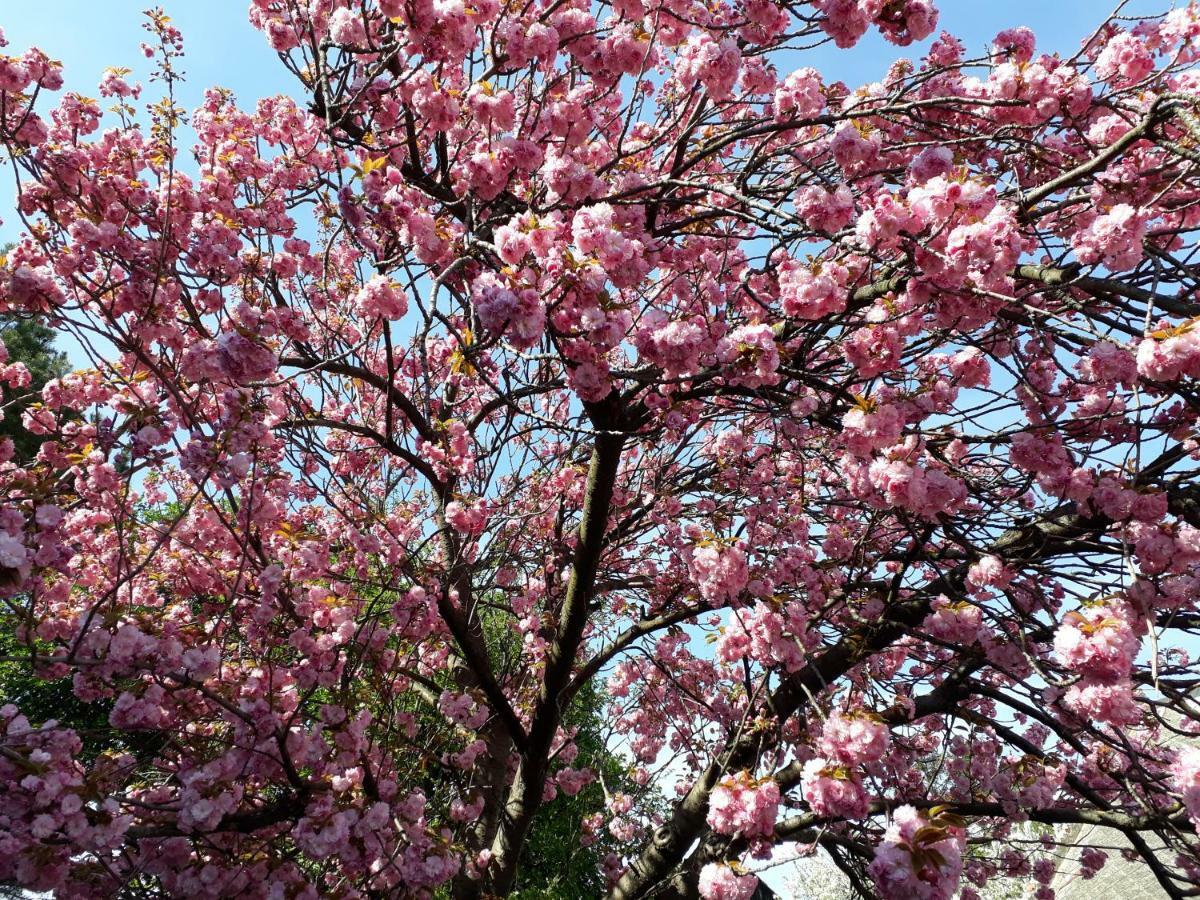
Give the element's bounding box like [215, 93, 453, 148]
[438, 691, 489, 730]
[816, 0, 869, 48]
[717, 601, 807, 672]
[706, 771, 779, 837]
[870, 0, 938, 46]
[1136, 328, 1200, 382]
[0, 56, 30, 93]
[718, 324, 780, 388]
[1053, 604, 1138, 680]
[355, 275, 409, 321]
[472, 273, 545, 348]
[7, 266, 62, 307]
[908, 146, 954, 184]
[842, 402, 903, 457]
[568, 361, 612, 402]
[328, 8, 367, 46]
[1063, 678, 1141, 725]
[698, 863, 759, 900]
[779, 259, 849, 319]
[793, 184, 855, 234]
[1095, 32, 1155, 85]
[677, 34, 742, 100]
[819, 711, 890, 765]
[948, 348, 990, 388]
[1080, 846, 1108, 878]
[0, 533, 28, 569]
[856, 192, 918, 249]
[867, 456, 968, 520]
[180, 332, 277, 385]
[992, 27, 1036, 63]
[690, 542, 750, 606]
[1079, 341, 1137, 385]
[556, 767, 596, 797]
[33, 505, 63, 529]
[1172, 747, 1200, 830]
[444, 500, 488, 535]
[636, 312, 710, 377]
[571, 203, 648, 287]
[774, 67, 824, 120]
[923, 596, 983, 645]
[831, 121, 880, 170]
[1071, 204, 1148, 271]
[466, 83, 516, 130]
[801, 757, 870, 819]
[966, 554, 1012, 590]
[869, 805, 965, 900]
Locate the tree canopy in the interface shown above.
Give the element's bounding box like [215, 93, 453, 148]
[4, 2, 1200, 899]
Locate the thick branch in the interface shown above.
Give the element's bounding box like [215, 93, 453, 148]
[486, 427, 626, 894]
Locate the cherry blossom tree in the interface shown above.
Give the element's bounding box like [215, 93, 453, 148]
[7, 2, 1200, 898]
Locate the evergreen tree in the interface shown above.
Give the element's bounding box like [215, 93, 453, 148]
[0, 245, 68, 463]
